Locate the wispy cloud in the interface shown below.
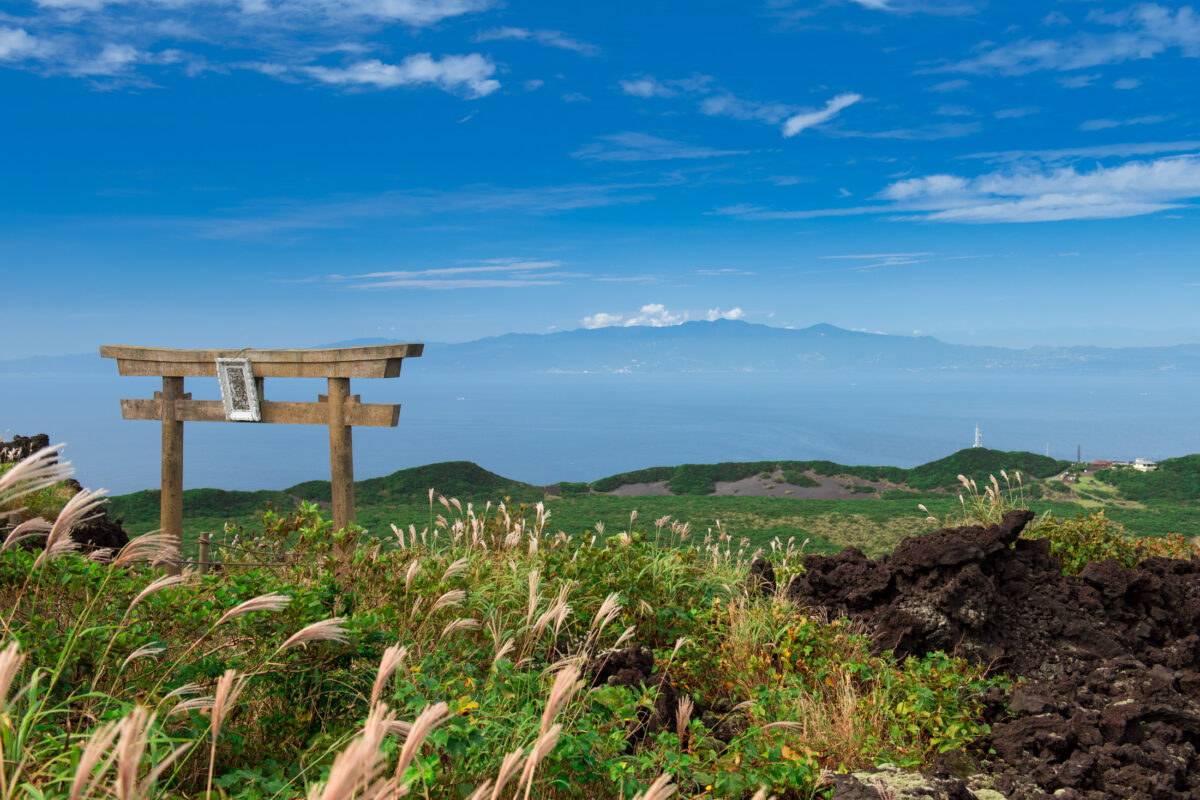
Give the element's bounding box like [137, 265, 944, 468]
[962, 140, 1200, 164]
[619, 71, 859, 137]
[304, 53, 500, 96]
[342, 257, 570, 290]
[993, 106, 1039, 119]
[713, 154, 1200, 224]
[194, 182, 656, 240]
[927, 78, 969, 92]
[0, 0, 496, 87]
[819, 252, 934, 270]
[830, 121, 980, 140]
[474, 27, 599, 56]
[701, 90, 862, 137]
[945, 4, 1200, 75]
[782, 92, 862, 136]
[841, 0, 982, 14]
[619, 74, 714, 98]
[572, 132, 748, 162]
[581, 303, 744, 329]
[1079, 114, 1172, 131]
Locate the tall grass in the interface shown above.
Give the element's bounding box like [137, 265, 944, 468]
[0, 446, 1003, 799]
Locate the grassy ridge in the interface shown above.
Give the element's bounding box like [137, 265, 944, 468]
[105, 447, 1200, 560]
[588, 449, 1067, 496]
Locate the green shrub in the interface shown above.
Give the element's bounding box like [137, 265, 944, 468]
[1024, 511, 1199, 575]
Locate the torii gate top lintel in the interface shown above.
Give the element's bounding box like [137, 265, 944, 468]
[99, 343, 424, 573]
[99, 343, 423, 378]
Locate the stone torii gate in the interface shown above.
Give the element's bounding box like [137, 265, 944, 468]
[100, 344, 423, 570]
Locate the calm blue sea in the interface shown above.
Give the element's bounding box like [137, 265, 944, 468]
[2, 370, 1198, 495]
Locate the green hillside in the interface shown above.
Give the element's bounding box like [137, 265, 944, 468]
[589, 449, 1065, 496]
[1097, 455, 1200, 504]
[106, 448, 1200, 559]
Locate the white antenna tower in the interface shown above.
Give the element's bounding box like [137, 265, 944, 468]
[973, 424, 982, 449]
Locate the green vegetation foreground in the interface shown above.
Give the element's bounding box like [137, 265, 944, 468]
[0, 447, 1009, 799]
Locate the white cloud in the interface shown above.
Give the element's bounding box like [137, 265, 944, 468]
[619, 76, 677, 98]
[343, 258, 569, 290]
[701, 92, 794, 125]
[194, 182, 654, 239]
[4, 0, 494, 86]
[993, 106, 1039, 119]
[848, 0, 892, 8]
[782, 92, 862, 137]
[0, 27, 46, 61]
[581, 303, 744, 329]
[1079, 114, 1171, 131]
[1058, 73, 1101, 89]
[33, 0, 493, 25]
[304, 53, 500, 97]
[716, 154, 1200, 224]
[474, 27, 599, 56]
[962, 140, 1200, 164]
[572, 132, 748, 162]
[830, 121, 979, 140]
[935, 104, 973, 116]
[1041, 11, 1071, 27]
[927, 78, 969, 92]
[1113, 77, 1142, 89]
[947, 4, 1200, 75]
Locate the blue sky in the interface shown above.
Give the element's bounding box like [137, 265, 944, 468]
[2, 0, 1200, 357]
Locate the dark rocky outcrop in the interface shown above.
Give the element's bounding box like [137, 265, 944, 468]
[0, 433, 50, 464]
[1, 434, 130, 554]
[746, 556, 776, 598]
[787, 510, 1200, 800]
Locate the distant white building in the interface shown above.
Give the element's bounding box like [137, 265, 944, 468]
[1133, 457, 1158, 472]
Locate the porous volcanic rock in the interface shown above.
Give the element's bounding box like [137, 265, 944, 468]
[588, 645, 683, 741]
[0, 433, 50, 464]
[746, 556, 776, 598]
[0, 435, 130, 554]
[790, 510, 1200, 800]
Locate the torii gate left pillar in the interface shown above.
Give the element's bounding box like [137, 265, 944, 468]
[100, 344, 424, 572]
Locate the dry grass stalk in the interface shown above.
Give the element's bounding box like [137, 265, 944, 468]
[279, 618, 349, 652]
[215, 593, 291, 626]
[113, 706, 155, 800]
[613, 625, 636, 649]
[589, 593, 622, 638]
[632, 773, 676, 800]
[126, 574, 184, 616]
[120, 644, 165, 671]
[441, 556, 469, 583]
[440, 618, 480, 641]
[430, 589, 465, 614]
[0, 640, 25, 710]
[394, 702, 449, 789]
[113, 532, 180, 569]
[314, 702, 395, 800]
[488, 748, 526, 800]
[404, 560, 422, 592]
[675, 695, 693, 741]
[525, 570, 540, 627]
[0, 443, 72, 506]
[518, 724, 561, 800]
[207, 669, 246, 799]
[539, 663, 582, 737]
[35, 487, 108, 567]
[371, 644, 408, 708]
[68, 718, 121, 800]
[491, 637, 515, 668]
[166, 695, 215, 717]
[1, 517, 52, 551]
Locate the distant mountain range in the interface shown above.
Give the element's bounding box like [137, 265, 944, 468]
[7, 320, 1200, 375]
